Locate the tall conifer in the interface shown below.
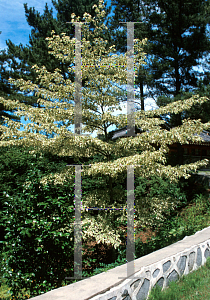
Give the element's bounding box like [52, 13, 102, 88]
[0, 0, 113, 127]
[106, 0, 210, 125]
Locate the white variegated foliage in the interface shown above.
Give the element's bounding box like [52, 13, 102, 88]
[0, 0, 210, 248]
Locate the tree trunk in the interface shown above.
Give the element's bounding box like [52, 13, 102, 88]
[140, 81, 144, 111]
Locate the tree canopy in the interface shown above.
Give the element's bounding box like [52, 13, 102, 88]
[107, 0, 210, 125]
[0, 0, 210, 248]
[0, 0, 113, 127]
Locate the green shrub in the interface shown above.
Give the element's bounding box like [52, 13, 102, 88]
[1, 147, 209, 298]
[0, 145, 74, 253]
[135, 192, 210, 259]
[0, 145, 71, 197]
[0, 165, 75, 299]
[134, 175, 188, 229]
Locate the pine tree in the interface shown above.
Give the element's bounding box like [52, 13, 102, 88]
[107, 0, 210, 126]
[0, 31, 31, 126]
[144, 0, 210, 126]
[105, 0, 158, 111]
[0, 0, 113, 128]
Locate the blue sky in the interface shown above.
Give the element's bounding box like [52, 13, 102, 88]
[0, 0, 57, 50]
[0, 0, 158, 138]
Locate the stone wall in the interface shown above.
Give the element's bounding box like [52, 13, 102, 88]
[30, 226, 210, 300]
[89, 240, 210, 300]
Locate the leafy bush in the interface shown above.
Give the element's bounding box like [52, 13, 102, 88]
[135, 192, 210, 259]
[0, 145, 74, 251]
[0, 145, 71, 197]
[134, 175, 188, 229]
[0, 165, 75, 299]
[1, 146, 209, 299]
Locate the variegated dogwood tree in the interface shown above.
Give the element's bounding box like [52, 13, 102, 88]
[0, 0, 210, 249]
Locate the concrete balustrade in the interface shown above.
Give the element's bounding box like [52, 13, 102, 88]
[30, 226, 210, 300]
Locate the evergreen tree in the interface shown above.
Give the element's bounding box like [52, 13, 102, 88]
[144, 0, 210, 126]
[0, 31, 31, 126]
[0, 0, 113, 129]
[105, 0, 158, 112]
[178, 57, 210, 125]
[107, 0, 210, 126]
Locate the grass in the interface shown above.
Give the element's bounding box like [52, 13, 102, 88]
[0, 280, 30, 300]
[147, 256, 210, 300]
[1, 174, 210, 299]
[0, 277, 12, 300]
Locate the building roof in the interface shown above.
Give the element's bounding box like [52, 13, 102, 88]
[196, 130, 210, 143]
[109, 125, 143, 140]
[109, 121, 170, 141]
